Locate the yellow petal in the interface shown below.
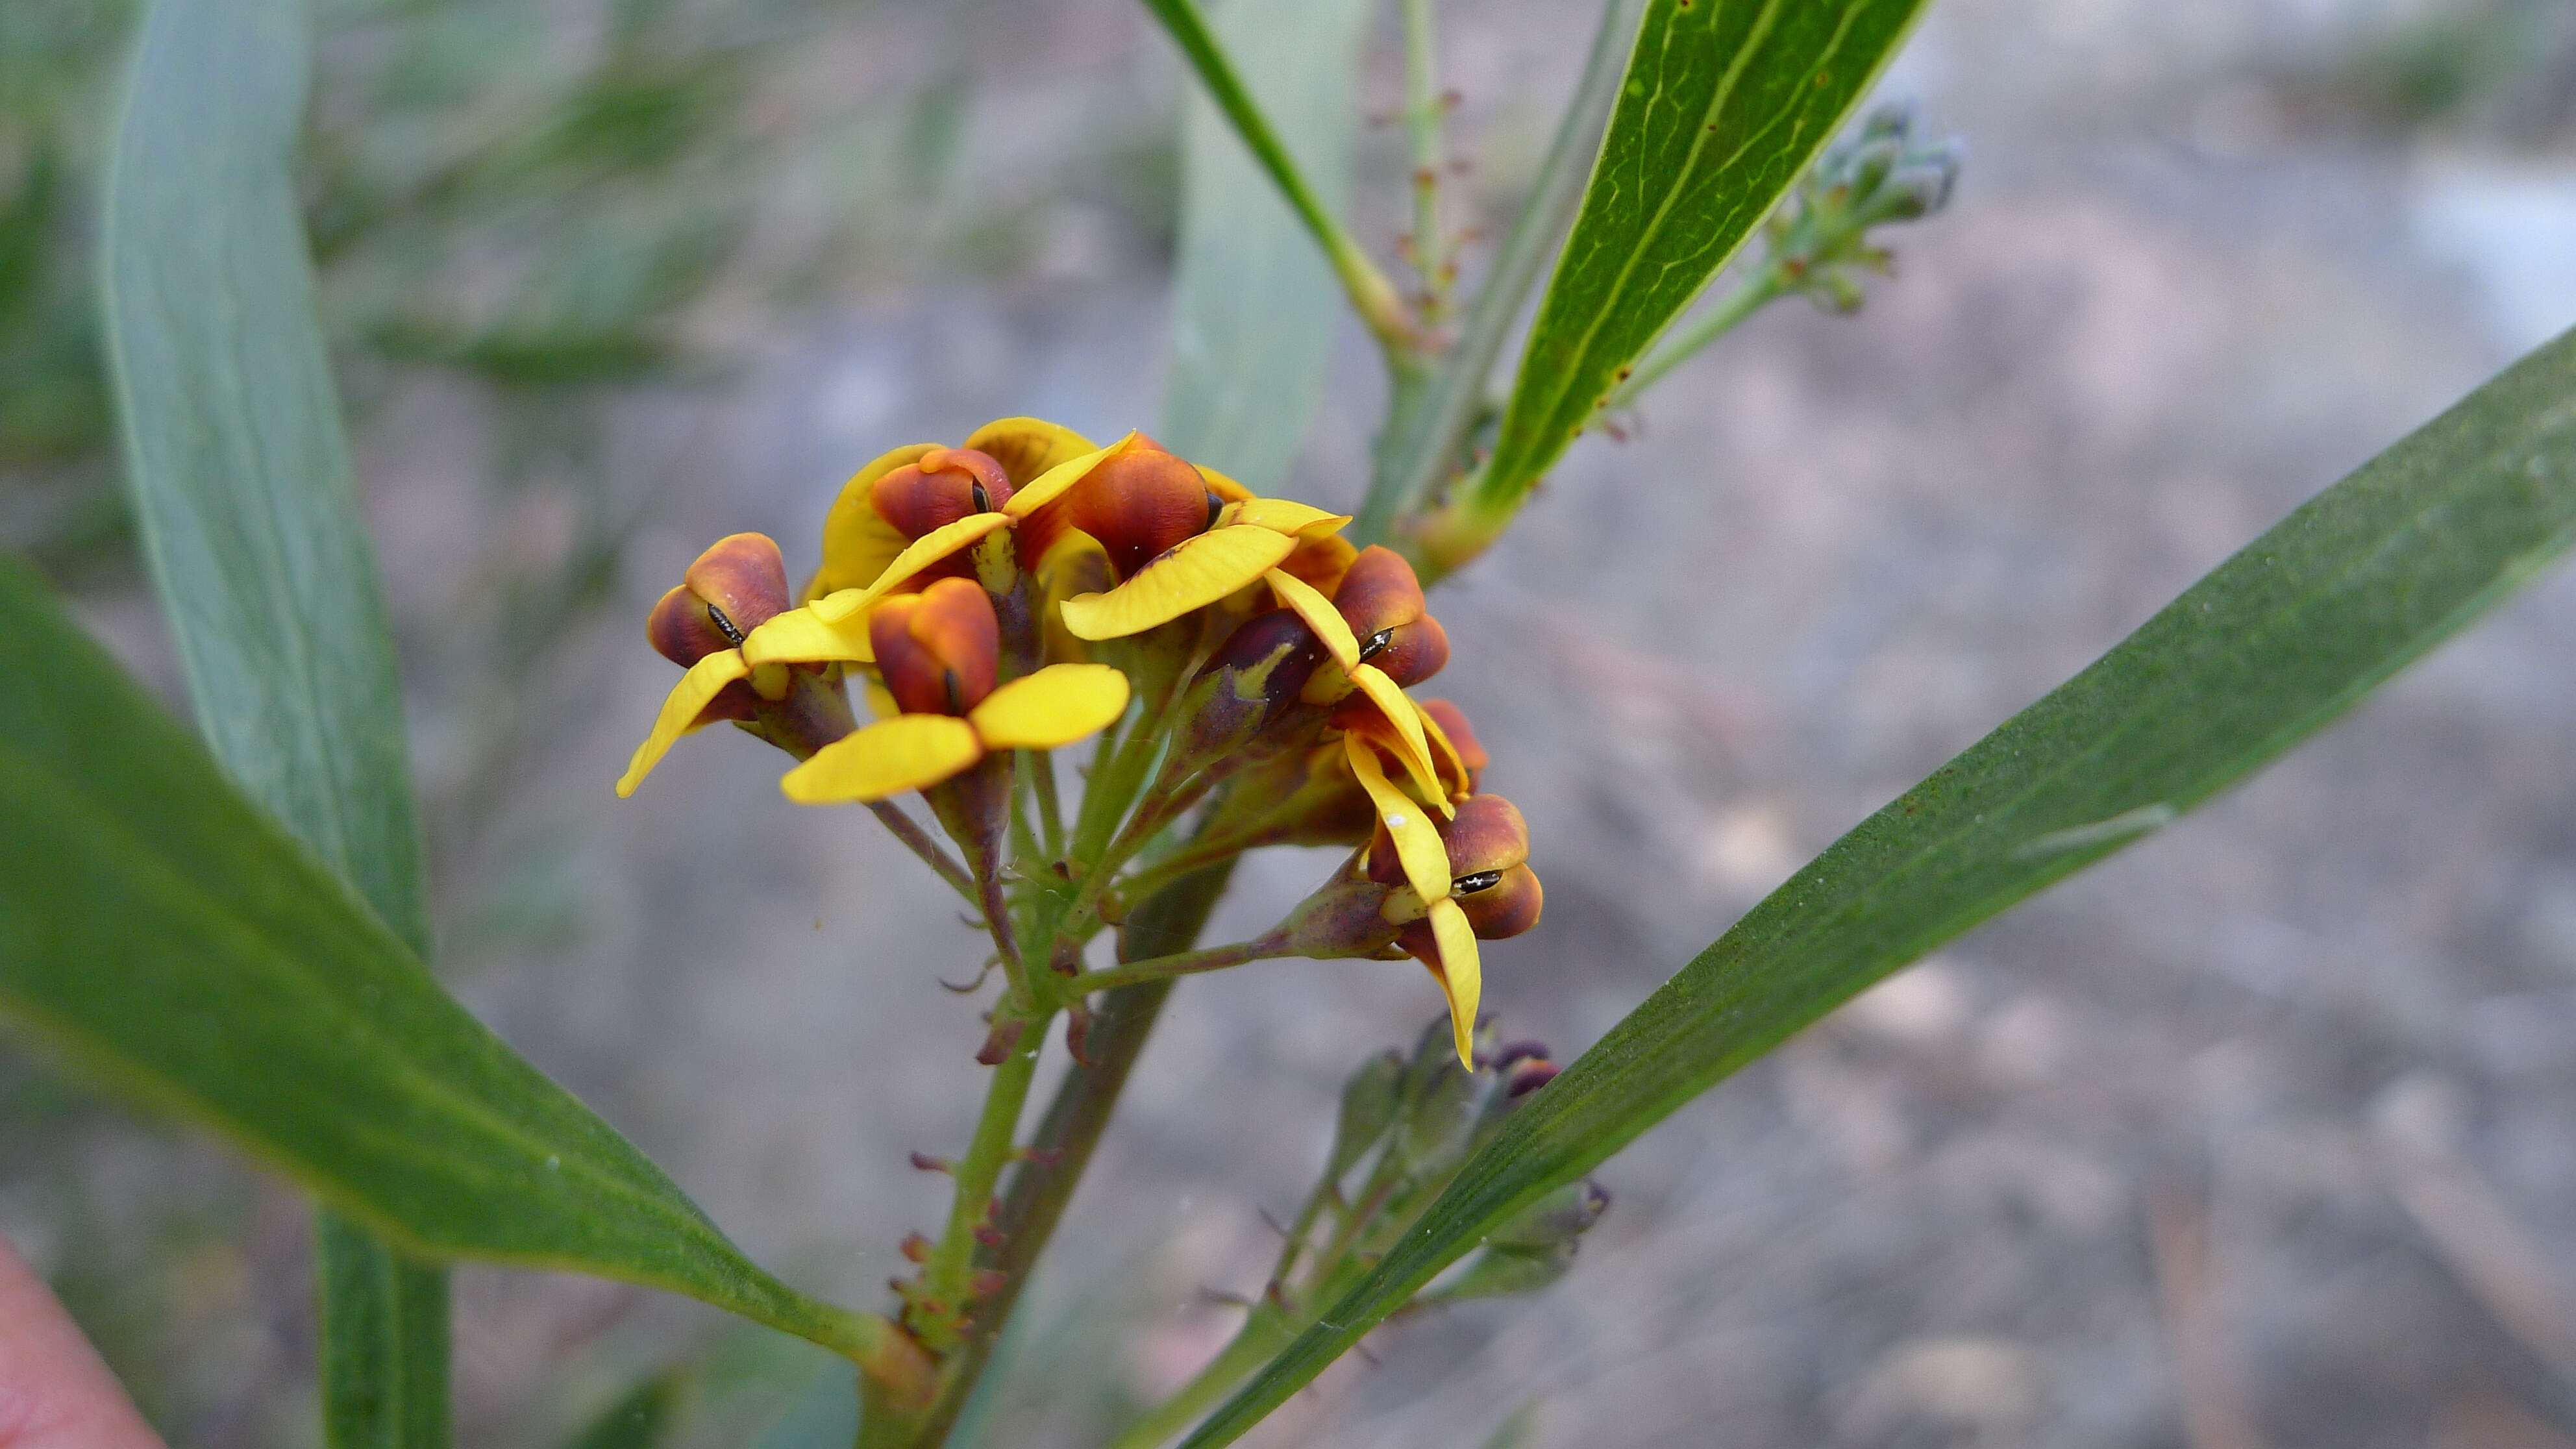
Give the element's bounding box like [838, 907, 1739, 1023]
[1350, 665, 1450, 815]
[1058, 525, 1297, 640]
[961, 417, 1098, 488]
[779, 714, 984, 804]
[739, 605, 874, 667]
[1424, 897, 1482, 1067]
[1221, 496, 1350, 538]
[1263, 568, 1361, 670]
[810, 443, 936, 599]
[615, 651, 751, 798]
[807, 512, 1013, 623]
[1418, 702, 1472, 799]
[1346, 734, 1450, 905]
[858, 669, 899, 721]
[1197, 465, 1256, 504]
[968, 663, 1132, 749]
[1002, 432, 1141, 519]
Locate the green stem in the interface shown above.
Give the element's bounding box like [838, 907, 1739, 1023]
[1598, 269, 1783, 412]
[1353, 0, 1651, 549]
[898, 861, 1241, 1448]
[1028, 749, 1065, 859]
[1137, 0, 1417, 360]
[869, 800, 977, 906]
[1074, 939, 1269, 995]
[1399, 0, 1450, 317]
[915, 1024, 1045, 1351]
[1106, 1306, 1298, 1449]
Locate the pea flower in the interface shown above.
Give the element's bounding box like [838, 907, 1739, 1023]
[617, 533, 870, 797]
[779, 577, 1128, 803]
[1371, 793, 1543, 1064]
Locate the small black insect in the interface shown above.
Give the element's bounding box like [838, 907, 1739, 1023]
[1358, 628, 1396, 662]
[705, 602, 748, 647]
[1452, 869, 1504, 895]
[971, 480, 991, 512]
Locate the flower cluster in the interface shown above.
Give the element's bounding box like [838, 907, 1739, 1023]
[618, 418, 1541, 1069]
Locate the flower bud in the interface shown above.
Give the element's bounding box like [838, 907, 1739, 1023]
[1325, 1048, 1405, 1181]
[1305, 545, 1451, 700]
[649, 532, 791, 665]
[1065, 445, 1222, 578]
[1420, 699, 1487, 793]
[870, 447, 1014, 539]
[871, 576, 1000, 716]
[1487, 1180, 1611, 1252]
[1167, 609, 1328, 767]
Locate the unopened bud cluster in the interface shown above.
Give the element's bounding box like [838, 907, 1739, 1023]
[1763, 103, 1963, 314]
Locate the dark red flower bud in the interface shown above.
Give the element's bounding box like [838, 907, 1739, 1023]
[650, 532, 791, 665]
[871, 576, 1001, 715]
[1505, 1058, 1561, 1096]
[1066, 446, 1222, 578]
[1331, 545, 1428, 638]
[1368, 793, 1530, 888]
[1370, 612, 1450, 687]
[1420, 699, 1487, 792]
[870, 447, 1014, 539]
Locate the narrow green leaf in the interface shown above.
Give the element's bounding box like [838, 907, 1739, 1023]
[1476, 0, 1929, 512]
[1158, 0, 1372, 491]
[318, 1217, 451, 1448]
[1182, 329, 2576, 1445]
[99, 0, 448, 1437]
[0, 558, 898, 1368]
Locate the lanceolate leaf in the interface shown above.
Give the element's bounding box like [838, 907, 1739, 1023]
[318, 1218, 451, 1448]
[1179, 330, 2576, 1445]
[99, 0, 447, 1438]
[1158, 0, 1372, 491]
[1477, 0, 1929, 509]
[0, 560, 902, 1370]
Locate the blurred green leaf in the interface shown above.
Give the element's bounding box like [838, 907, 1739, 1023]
[1476, 0, 1929, 512]
[319, 1218, 451, 1448]
[1156, 0, 1371, 491]
[562, 1368, 687, 1449]
[1182, 327, 2576, 1444]
[0, 557, 902, 1367]
[101, 0, 449, 1438]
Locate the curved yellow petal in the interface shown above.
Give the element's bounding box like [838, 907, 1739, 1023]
[968, 663, 1132, 749]
[1418, 702, 1472, 799]
[858, 669, 899, 721]
[1003, 432, 1141, 519]
[740, 605, 874, 667]
[961, 417, 1098, 488]
[811, 443, 936, 599]
[779, 713, 984, 804]
[1346, 734, 1450, 905]
[1198, 465, 1256, 504]
[1424, 897, 1482, 1067]
[1350, 665, 1450, 815]
[807, 512, 1012, 623]
[1222, 497, 1350, 539]
[615, 650, 752, 798]
[1058, 525, 1297, 640]
[1263, 568, 1361, 669]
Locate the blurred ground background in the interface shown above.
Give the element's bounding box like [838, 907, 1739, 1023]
[6, 0, 2576, 1445]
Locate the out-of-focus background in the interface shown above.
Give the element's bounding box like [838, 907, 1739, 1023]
[7, 0, 2576, 1444]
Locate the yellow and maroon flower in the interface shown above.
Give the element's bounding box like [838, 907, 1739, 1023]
[1367, 793, 1543, 1065]
[779, 578, 1128, 804]
[1004, 434, 1352, 641]
[617, 533, 874, 797]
